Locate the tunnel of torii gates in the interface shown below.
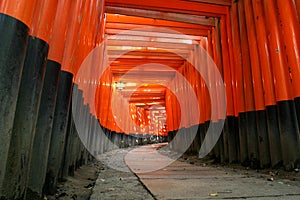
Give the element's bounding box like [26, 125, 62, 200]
[0, 0, 300, 199]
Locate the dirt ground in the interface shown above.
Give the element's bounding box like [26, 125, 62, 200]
[45, 161, 102, 200]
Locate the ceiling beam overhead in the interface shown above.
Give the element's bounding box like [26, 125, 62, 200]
[183, 0, 231, 6]
[109, 62, 181, 68]
[105, 13, 213, 29]
[110, 59, 184, 66]
[105, 23, 210, 36]
[105, 7, 216, 26]
[107, 50, 190, 57]
[107, 35, 200, 45]
[105, 0, 228, 16]
[108, 55, 184, 61]
[113, 73, 175, 80]
[106, 29, 204, 40]
[107, 40, 196, 50]
[128, 99, 165, 104]
[123, 92, 166, 98]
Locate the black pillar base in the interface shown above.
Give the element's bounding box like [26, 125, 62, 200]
[277, 100, 300, 171]
[44, 71, 73, 195]
[0, 13, 29, 193]
[2, 36, 48, 199]
[26, 60, 61, 197]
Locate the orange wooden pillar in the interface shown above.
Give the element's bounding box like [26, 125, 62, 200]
[27, 0, 88, 197]
[238, 0, 258, 166]
[263, 0, 300, 170]
[294, 0, 300, 20]
[195, 46, 204, 148]
[229, 1, 244, 164]
[252, 0, 282, 167]
[195, 43, 209, 151]
[166, 88, 174, 143]
[0, 0, 36, 192]
[44, 0, 79, 195]
[276, 0, 300, 129]
[244, 0, 271, 168]
[220, 17, 235, 120]
[1, 0, 59, 198]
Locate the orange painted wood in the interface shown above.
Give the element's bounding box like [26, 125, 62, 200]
[106, 14, 212, 29]
[200, 39, 218, 122]
[263, 0, 293, 101]
[105, 23, 209, 37]
[61, 0, 86, 74]
[105, 0, 228, 16]
[276, 0, 300, 99]
[238, 0, 256, 112]
[105, 6, 216, 26]
[0, 0, 37, 27]
[294, 0, 300, 21]
[47, 0, 72, 63]
[30, 0, 58, 43]
[220, 17, 234, 116]
[244, 0, 266, 111]
[182, 0, 231, 6]
[67, 0, 99, 76]
[225, 8, 238, 117]
[252, 0, 276, 106]
[230, 1, 246, 114]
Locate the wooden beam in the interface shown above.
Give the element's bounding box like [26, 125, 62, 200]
[107, 50, 190, 57]
[107, 40, 196, 50]
[105, 22, 210, 36]
[105, 7, 216, 26]
[109, 62, 181, 68]
[110, 66, 179, 72]
[106, 29, 204, 40]
[105, 13, 213, 29]
[113, 71, 175, 79]
[108, 35, 200, 45]
[108, 55, 184, 61]
[183, 0, 231, 6]
[105, 0, 228, 16]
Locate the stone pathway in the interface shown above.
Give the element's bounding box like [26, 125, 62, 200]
[90, 148, 154, 200]
[126, 144, 300, 200]
[91, 144, 300, 200]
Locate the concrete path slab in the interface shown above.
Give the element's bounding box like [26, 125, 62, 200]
[125, 144, 300, 200]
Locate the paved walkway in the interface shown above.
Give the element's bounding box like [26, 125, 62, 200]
[125, 144, 300, 200]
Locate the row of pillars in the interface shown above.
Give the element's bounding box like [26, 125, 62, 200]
[167, 0, 300, 171]
[0, 0, 112, 199]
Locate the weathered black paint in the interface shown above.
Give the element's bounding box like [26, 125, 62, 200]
[238, 112, 248, 165]
[2, 36, 49, 199]
[227, 116, 239, 163]
[246, 111, 259, 168]
[26, 61, 61, 199]
[266, 105, 282, 167]
[256, 110, 271, 168]
[277, 100, 300, 170]
[0, 13, 29, 193]
[295, 97, 300, 132]
[45, 71, 73, 195]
